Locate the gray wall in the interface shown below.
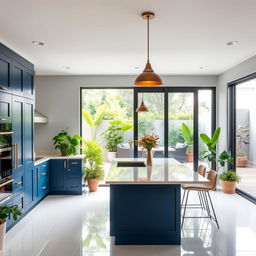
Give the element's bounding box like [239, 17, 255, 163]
[217, 55, 256, 153]
[35, 75, 217, 155]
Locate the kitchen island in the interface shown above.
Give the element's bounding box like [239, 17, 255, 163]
[105, 158, 208, 245]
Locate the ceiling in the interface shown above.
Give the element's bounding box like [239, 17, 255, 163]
[1, 0, 256, 75]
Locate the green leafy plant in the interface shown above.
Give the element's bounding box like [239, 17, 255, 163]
[53, 130, 81, 156]
[219, 170, 240, 183]
[181, 122, 193, 154]
[236, 125, 249, 156]
[0, 205, 22, 224]
[82, 141, 104, 180]
[101, 120, 133, 152]
[82, 105, 106, 141]
[200, 127, 221, 170]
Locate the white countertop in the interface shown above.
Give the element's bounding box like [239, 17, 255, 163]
[105, 158, 209, 185]
[34, 155, 84, 166]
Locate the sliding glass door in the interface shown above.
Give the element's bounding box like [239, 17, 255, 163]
[134, 87, 215, 171]
[229, 75, 256, 202]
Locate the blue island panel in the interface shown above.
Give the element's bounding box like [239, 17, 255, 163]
[110, 184, 181, 245]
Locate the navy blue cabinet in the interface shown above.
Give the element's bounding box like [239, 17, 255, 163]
[0, 52, 11, 91]
[11, 62, 24, 96]
[50, 159, 82, 195]
[0, 92, 12, 123]
[24, 163, 38, 211]
[23, 69, 34, 98]
[37, 161, 49, 199]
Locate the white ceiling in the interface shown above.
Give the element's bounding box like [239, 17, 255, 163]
[1, 0, 256, 75]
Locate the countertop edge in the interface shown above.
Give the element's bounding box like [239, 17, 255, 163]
[34, 155, 85, 166]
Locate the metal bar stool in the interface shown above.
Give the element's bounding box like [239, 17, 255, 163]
[181, 170, 219, 229]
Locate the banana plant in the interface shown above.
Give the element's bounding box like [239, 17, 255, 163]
[82, 105, 106, 141]
[181, 122, 193, 154]
[200, 127, 221, 170]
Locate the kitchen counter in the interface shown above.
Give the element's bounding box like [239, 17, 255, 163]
[108, 158, 208, 246]
[34, 155, 84, 166]
[106, 158, 208, 184]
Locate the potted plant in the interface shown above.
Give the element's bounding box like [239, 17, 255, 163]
[136, 134, 159, 166]
[0, 205, 22, 250]
[101, 120, 133, 162]
[53, 130, 81, 156]
[219, 170, 240, 194]
[200, 127, 221, 170]
[236, 125, 249, 167]
[82, 140, 104, 192]
[181, 123, 193, 163]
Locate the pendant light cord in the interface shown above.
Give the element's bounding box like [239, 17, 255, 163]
[147, 16, 150, 62]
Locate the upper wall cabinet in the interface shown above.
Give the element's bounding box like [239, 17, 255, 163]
[11, 62, 24, 96]
[0, 43, 34, 98]
[23, 69, 34, 98]
[0, 53, 11, 91]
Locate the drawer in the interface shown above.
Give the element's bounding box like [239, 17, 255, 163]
[12, 174, 24, 196]
[68, 159, 82, 168]
[12, 193, 25, 214]
[38, 178, 49, 198]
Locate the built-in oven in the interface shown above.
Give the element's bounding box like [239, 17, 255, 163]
[0, 123, 13, 204]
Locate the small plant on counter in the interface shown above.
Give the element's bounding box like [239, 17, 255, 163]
[219, 170, 240, 194]
[0, 205, 22, 249]
[82, 140, 104, 192]
[136, 133, 159, 166]
[101, 120, 133, 162]
[53, 130, 81, 156]
[181, 122, 193, 163]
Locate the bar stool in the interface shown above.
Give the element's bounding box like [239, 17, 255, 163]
[181, 170, 219, 229]
[181, 165, 206, 210]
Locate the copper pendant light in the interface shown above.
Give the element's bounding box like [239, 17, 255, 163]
[134, 11, 163, 86]
[136, 94, 149, 112]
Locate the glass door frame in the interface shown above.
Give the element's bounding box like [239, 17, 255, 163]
[134, 87, 216, 171]
[228, 72, 256, 204]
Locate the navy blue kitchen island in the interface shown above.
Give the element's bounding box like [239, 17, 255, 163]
[106, 158, 208, 245]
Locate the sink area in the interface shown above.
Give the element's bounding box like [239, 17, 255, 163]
[116, 161, 146, 167]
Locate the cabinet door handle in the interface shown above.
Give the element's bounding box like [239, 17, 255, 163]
[71, 162, 78, 165]
[12, 144, 19, 169]
[15, 181, 22, 185]
[41, 172, 47, 175]
[41, 186, 47, 190]
[64, 160, 67, 169]
[0, 86, 8, 90]
[0, 118, 7, 121]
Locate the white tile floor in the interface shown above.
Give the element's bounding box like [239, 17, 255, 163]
[2, 187, 256, 256]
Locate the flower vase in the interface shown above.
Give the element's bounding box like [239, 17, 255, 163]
[146, 149, 152, 166]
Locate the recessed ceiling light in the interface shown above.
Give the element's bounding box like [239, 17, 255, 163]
[135, 66, 140, 69]
[199, 66, 205, 70]
[226, 41, 238, 46]
[32, 41, 44, 46]
[61, 66, 70, 70]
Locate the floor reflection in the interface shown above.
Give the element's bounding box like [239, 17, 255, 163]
[3, 188, 256, 256]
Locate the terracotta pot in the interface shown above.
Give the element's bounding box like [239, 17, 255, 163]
[107, 152, 117, 163]
[146, 150, 152, 166]
[221, 180, 237, 194]
[87, 178, 99, 192]
[236, 155, 248, 167]
[186, 153, 194, 163]
[0, 221, 6, 250]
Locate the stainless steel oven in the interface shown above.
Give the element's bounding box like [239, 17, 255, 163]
[0, 123, 13, 203]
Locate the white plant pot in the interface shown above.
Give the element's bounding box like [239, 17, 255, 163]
[107, 152, 117, 163]
[0, 221, 6, 250]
